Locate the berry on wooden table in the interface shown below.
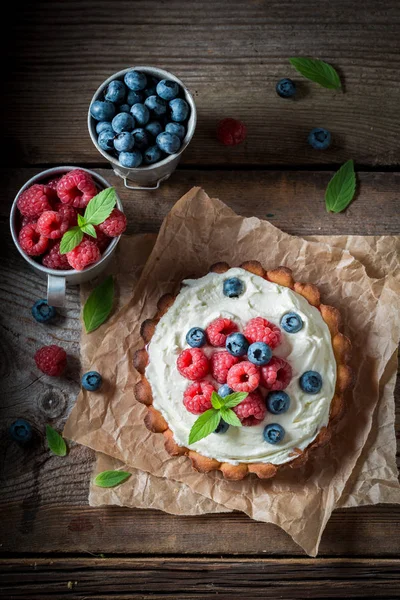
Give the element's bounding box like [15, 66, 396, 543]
[244, 317, 281, 349]
[216, 118, 247, 146]
[34, 344, 67, 376]
[177, 348, 209, 381]
[233, 390, 266, 426]
[227, 361, 260, 393]
[17, 184, 54, 217]
[206, 318, 238, 347]
[9, 419, 33, 443]
[183, 380, 215, 414]
[66, 239, 101, 271]
[31, 299, 56, 323]
[57, 169, 97, 209]
[19, 223, 49, 256]
[98, 208, 127, 237]
[211, 351, 239, 383]
[260, 357, 292, 391]
[82, 371, 102, 391]
[308, 127, 331, 150]
[276, 78, 296, 98]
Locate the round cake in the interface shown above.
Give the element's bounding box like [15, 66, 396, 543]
[134, 261, 352, 480]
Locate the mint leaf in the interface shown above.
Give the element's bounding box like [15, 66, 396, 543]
[83, 275, 114, 333]
[60, 226, 83, 255]
[80, 223, 97, 238]
[325, 160, 356, 213]
[289, 57, 341, 90]
[211, 392, 222, 410]
[220, 408, 242, 427]
[46, 425, 67, 456]
[94, 470, 131, 488]
[84, 187, 117, 225]
[77, 213, 86, 228]
[221, 392, 248, 409]
[189, 409, 221, 445]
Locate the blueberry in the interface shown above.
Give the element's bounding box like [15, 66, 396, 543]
[308, 128, 331, 150]
[113, 131, 135, 152]
[156, 79, 179, 101]
[98, 130, 115, 152]
[119, 104, 131, 113]
[186, 327, 207, 348]
[247, 342, 272, 366]
[300, 371, 322, 394]
[156, 132, 181, 154]
[266, 391, 290, 414]
[90, 100, 116, 122]
[145, 95, 167, 116]
[127, 90, 143, 106]
[263, 423, 285, 444]
[214, 420, 229, 434]
[31, 299, 56, 323]
[82, 371, 102, 391]
[144, 145, 163, 164]
[143, 76, 159, 98]
[9, 418, 33, 444]
[165, 122, 186, 140]
[226, 332, 249, 357]
[169, 98, 189, 122]
[112, 112, 135, 133]
[130, 103, 150, 126]
[145, 121, 163, 138]
[276, 78, 296, 98]
[223, 277, 244, 298]
[124, 70, 147, 91]
[119, 150, 143, 168]
[96, 121, 113, 134]
[104, 80, 126, 104]
[131, 127, 150, 150]
[218, 384, 233, 398]
[281, 312, 303, 333]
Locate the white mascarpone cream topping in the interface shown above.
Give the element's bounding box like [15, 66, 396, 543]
[145, 268, 336, 465]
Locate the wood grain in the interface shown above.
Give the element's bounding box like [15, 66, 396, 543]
[1, 1, 400, 166]
[1, 558, 400, 599]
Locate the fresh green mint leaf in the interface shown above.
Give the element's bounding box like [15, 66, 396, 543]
[46, 424, 67, 456]
[94, 470, 131, 488]
[221, 392, 248, 409]
[188, 409, 221, 445]
[325, 160, 356, 213]
[77, 213, 86, 228]
[83, 275, 114, 333]
[289, 57, 341, 90]
[60, 226, 84, 255]
[80, 223, 97, 238]
[84, 187, 117, 225]
[211, 392, 222, 410]
[220, 408, 242, 427]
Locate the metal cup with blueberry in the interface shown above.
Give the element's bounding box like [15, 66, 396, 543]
[88, 66, 197, 191]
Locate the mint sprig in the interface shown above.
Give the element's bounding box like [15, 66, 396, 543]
[83, 275, 114, 333]
[94, 470, 131, 488]
[188, 391, 246, 445]
[289, 57, 341, 90]
[60, 187, 117, 254]
[325, 160, 356, 213]
[46, 424, 67, 456]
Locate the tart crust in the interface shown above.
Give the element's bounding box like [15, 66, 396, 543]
[134, 262, 352, 480]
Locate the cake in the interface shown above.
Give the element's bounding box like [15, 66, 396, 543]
[134, 261, 352, 480]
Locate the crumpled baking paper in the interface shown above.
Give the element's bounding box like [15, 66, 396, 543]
[65, 188, 400, 556]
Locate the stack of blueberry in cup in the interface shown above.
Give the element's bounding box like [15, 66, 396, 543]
[90, 70, 191, 168]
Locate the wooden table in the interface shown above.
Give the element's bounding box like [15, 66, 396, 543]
[1, 1, 399, 598]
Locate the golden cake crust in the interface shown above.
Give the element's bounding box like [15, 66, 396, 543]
[134, 262, 352, 480]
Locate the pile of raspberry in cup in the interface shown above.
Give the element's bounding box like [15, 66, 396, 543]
[16, 169, 127, 271]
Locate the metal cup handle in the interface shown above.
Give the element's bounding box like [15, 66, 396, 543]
[47, 275, 66, 307]
[123, 174, 170, 191]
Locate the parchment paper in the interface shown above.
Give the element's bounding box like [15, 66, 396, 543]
[65, 188, 400, 555]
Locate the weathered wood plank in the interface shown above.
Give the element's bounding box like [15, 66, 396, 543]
[1, 558, 400, 599]
[1, 1, 400, 166]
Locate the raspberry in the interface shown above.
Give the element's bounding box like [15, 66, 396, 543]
[216, 118, 247, 146]
[227, 361, 260, 393]
[94, 227, 111, 252]
[210, 351, 239, 384]
[21, 215, 38, 227]
[98, 208, 127, 237]
[18, 223, 49, 256]
[56, 169, 97, 208]
[206, 318, 238, 347]
[42, 241, 71, 270]
[260, 357, 292, 391]
[233, 390, 266, 426]
[244, 317, 281, 349]
[66, 239, 100, 271]
[46, 177, 61, 190]
[17, 184, 55, 217]
[183, 380, 215, 415]
[34, 344, 67, 376]
[177, 348, 209, 381]
[56, 204, 78, 228]
[37, 210, 69, 239]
